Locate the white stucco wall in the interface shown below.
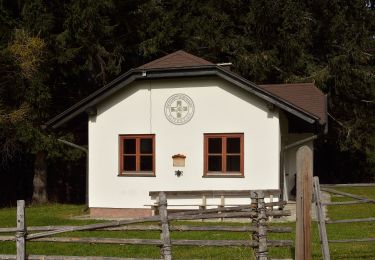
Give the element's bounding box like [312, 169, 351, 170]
[88, 77, 280, 209]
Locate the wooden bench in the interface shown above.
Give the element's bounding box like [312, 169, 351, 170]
[148, 190, 281, 218]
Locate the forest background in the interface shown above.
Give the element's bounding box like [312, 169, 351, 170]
[0, 0, 374, 205]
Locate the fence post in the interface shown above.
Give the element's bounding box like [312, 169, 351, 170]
[250, 191, 259, 258]
[159, 192, 172, 260]
[269, 195, 274, 221]
[295, 146, 313, 260]
[313, 177, 330, 260]
[251, 191, 268, 260]
[16, 200, 26, 260]
[257, 191, 268, 260]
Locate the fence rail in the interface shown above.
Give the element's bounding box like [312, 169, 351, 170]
[313, 177, 375, 260]
[321, 183, 375, 187]
[0, 190, 292, 260]
[0, 255, 161, 260]
[0, 224, 292, 233]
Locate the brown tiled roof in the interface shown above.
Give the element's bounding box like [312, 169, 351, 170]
[138, 50, 214, 69]
[259, 83, 326, 123]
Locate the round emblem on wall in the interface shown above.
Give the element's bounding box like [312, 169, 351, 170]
[164, 93, 195, 125]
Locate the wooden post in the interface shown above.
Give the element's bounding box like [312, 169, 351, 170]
[159, 192, 172, 260]
[295, 146, 313, 260]
[257, 191, 268, 260]
[200, 195, 206, 222]
[313, 177, 330, 260]
[154, 195, 160, 216]
[220, 195, 225, 222]
[269, 195, 274, 221]
[16, 200, 26, 260]
[250, 191, 259, 258]
[251, 191, 268, 260]
[199, 195, 207, 211]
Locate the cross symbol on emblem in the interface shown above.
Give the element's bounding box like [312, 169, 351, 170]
[170, 100, 188, 118]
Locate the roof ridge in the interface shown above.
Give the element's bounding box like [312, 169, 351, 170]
[139, 51, 180, 69]
[181, 51, 213, 65]
[138, 50, 213, 69]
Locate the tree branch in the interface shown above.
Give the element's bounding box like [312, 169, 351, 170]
[361, 100, 375, 104]
[328, 112, 352, 139]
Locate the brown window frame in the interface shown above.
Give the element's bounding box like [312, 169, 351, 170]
[119, 134, 155, 177]
[203, 133, 244, 178]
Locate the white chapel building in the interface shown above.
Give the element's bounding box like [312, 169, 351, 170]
[47, 51, 327, 217]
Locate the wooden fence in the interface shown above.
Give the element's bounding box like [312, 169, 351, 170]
[313, 177, 375, 260]
[0, 190, 292, 260]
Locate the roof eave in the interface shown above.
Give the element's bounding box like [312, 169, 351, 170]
[47, 65, 322, 129]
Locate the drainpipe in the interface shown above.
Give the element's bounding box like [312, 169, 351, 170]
[281, 135, 317, 201]
[58, 139, 89, 209]
[279, 147, 285, 202]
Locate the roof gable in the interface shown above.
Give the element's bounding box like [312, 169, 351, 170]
[46, 50, 327, 130]
[138, 50, 213, 69]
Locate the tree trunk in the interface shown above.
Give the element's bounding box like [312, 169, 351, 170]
[32, 151, 48, 204]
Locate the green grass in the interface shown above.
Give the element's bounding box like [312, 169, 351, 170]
[0, 187, 374, 259]
[324, 186, 375, 259]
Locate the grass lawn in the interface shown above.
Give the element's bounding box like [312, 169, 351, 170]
[0, 187, 374, 259]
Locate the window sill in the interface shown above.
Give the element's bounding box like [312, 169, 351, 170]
[118, 172, 155, 177]
[202, 173, 244, 178]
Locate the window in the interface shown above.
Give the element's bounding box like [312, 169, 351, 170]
[119, 135, 155, 176]
[204, 133, 244, 177]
